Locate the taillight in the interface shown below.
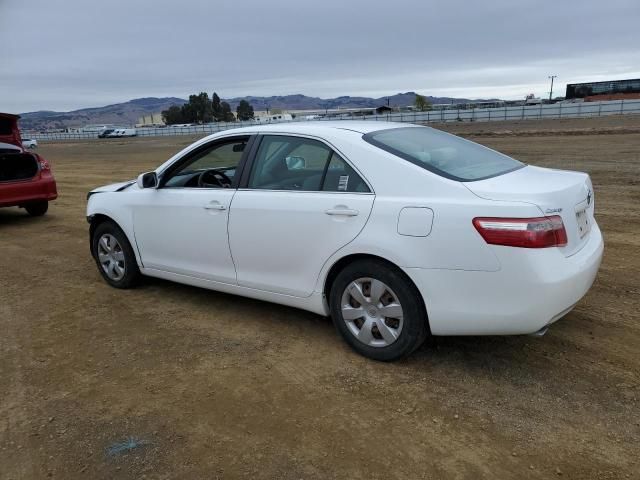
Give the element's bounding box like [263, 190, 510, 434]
[38, 158, 50, 171]
[473, 216, 568, 248]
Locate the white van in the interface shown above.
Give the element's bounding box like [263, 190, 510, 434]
[107, 128, 137, 138]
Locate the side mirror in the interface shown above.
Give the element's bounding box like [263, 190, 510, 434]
[137, 171, 158, 189]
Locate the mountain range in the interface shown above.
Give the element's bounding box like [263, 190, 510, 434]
[19, 92, 490, 130]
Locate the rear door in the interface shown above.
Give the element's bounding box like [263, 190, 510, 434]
[228, 134, 374, 297]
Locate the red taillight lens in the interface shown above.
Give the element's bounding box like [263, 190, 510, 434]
[38, 158, 50, 171]
[473, 215, 568, 248]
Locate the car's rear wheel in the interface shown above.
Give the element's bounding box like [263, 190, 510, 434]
[92, 221, 140, 288]
[329, 259, 429, 361]
[24, 201, 48, 216]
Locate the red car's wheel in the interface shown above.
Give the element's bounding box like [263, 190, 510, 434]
[24, 201, 48, 216]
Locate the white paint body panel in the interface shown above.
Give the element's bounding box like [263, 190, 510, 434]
[87, 122, 604, 335]
[132, 188, 237, 282]
[397, 207, 434, 237]
[228, 190, 374, 297]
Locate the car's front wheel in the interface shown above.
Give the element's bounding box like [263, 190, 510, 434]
[92, 221, 140, 288]
[329, 259, 429, 361]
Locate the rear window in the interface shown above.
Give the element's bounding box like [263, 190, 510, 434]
[0, 117, 14, 135]
[363, 126, 524, 181]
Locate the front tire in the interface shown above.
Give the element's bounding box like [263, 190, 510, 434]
[329, 259, 429, 361]
[25, 201, 48, 216]
[92, 221, 140, 289]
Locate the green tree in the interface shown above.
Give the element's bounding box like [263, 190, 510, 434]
[180, 103, 196, 123]
[212, 92, 222, 122]
[187, 92, 213, 123]
[220, 101, 235, 122]
[414, 94, 432, 112]
[161, 105, 186, 125]
[236, 99, 254, 121]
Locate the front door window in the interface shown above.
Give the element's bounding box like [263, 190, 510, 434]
[163, 137, 248, 188]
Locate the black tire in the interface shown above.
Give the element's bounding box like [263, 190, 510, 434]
[25, 201, 48, 216]
[91, 220, 141, 289]
[329, 259, 429, 361]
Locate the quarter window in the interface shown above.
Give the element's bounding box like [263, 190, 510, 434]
[322, 153, 370, 193]
[247, 135, 369, 192]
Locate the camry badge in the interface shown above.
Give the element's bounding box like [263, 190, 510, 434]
[545, 208, 563, 214]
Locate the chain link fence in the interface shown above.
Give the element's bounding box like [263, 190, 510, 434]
[31, 98, 640, 142]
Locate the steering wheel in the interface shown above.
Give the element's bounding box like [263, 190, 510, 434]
[197, 169, 232, 188]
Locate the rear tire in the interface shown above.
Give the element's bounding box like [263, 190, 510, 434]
[329, 259, 429, 361]
[25, 201, 48, 216]
[92, 221, 140, 289]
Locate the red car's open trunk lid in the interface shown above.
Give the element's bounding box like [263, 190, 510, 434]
[0, 113, 23, 148]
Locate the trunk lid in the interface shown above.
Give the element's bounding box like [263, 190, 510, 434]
[465, 165, 595, 256]
[0, 113, 23, 149]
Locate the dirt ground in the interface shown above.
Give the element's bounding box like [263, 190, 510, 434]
[1, 116, 639, 479]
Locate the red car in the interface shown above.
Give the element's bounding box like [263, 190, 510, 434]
[0, 113, 57, 216]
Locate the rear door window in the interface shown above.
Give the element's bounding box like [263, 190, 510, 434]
[322, 153, 370, 193]
[247, 135, 370, 192]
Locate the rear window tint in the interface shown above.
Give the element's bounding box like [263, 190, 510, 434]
[363, 126, 524, 181]
[0, 117, 14, 135]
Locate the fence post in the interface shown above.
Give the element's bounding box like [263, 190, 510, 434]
[620, 99, 624, 114]
[522, 105, 525, 120]
[559, 103, 562, 118]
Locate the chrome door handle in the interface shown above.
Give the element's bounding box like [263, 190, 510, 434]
[325, 208, 359, 216]
[204, 204, 227, 210]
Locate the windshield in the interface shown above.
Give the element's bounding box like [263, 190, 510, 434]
[363, 126, 524, 181]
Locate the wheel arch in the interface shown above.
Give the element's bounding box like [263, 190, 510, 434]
[322, 253, 431, 334]
[88, 213, 141, 266]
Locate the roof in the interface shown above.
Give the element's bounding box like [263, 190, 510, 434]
[221, 120, 414, 136]
[0, 112, 20, 120]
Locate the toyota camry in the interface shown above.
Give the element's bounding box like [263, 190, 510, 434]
[86, 122, 603, 361]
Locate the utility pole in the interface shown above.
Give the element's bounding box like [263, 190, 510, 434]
[548, 75, 557, 101]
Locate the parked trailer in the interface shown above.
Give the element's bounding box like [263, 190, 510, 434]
[107, 128, 137, 138]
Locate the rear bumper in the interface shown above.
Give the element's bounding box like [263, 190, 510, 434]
[0, 173, 58, 207]
[404, 222, 604, 335]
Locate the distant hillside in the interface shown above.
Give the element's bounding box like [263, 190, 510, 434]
[19, 92, 494, 130]
[223, 92, 482, 111]
[19, 97, 186, 130]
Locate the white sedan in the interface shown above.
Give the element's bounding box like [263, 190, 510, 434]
[87, 122, 603, 361]
[22, 138, 38, 149]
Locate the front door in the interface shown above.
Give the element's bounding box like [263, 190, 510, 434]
[228, 134, 375, 297]
[133, 136, 250, 283]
